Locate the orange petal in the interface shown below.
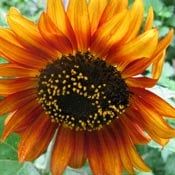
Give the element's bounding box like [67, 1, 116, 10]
[38, 13, 73, 54]
[91, 10, 129, 57]
[47, 0, 77, 49]
[124, 0, 144, 42]
[121, 58, 153, 78]
[18, 113, 57, 161]
[69, 131, 86, 168]
[131, 88, 175, 118]
[2, 102, 43, 141]
[121, 132, 150, 172]
[116, 122, 150, 172]
[116, 120, 150, 171]
[126, 77, 157, 88]
[110, 123, 134, 174]
[144, 7, 154, 31]
[145, 130, 169, 146]
[87, 128, 122, 175]
[126, 110, 169, 146]
[121, 51, 163, 78]
[88, 0, 108, 35]
[0, 89, 37, 115]
[99, 0, 128, 25]
[120, 117, 150, 144]
[51, 127, 74, 175]
[0, 29, 47, 69]
[0, 78, 37, 96]
[154, 29, 174, 57]
[0, 64, 39, 77]
[108, 29, 158, 65]
[151, 30, 174, 79]
[0, 28, 21, 47]
[152, 51, 165, 80]
[132, 97, 175, 138]
[7, 7, 58, 59]
[67, 0, 90, 51]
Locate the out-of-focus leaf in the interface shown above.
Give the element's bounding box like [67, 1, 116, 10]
[166, 15, 175, 27]
[159, 26, 170, 37]
[137, 172, 154, 175]
[0, 161, 41, 175]
[0, 160, 22, 175]
[0, 117, 22, 175]
[150, 0, 163, 13]
[17, 162, 40, 175]
[158, 62, 175, 91]
[158, 6, 174, 18]
[164, 154, 175, 175]
[144, 148, 165, 175]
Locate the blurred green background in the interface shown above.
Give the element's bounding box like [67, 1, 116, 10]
[0, 0, 175, 175]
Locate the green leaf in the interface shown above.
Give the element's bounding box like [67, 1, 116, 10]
[0, 161, 41, 175]
[0, 116, 22, 175]
[166, 15, 175, 27]
[165, 154, 175, 175]
[17, 162, 40, 175]
[137, 172, 154, 175]
[158, 6, 174, 18]
[0, 160, 22, 175]
[150, 0, 163, 13]
[159, 26, 170, 37]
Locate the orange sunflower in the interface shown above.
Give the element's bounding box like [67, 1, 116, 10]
[0, 0, 174, 174]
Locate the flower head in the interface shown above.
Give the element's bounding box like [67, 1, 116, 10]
[0, 0, 174, 174]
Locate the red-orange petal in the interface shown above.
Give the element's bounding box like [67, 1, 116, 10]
[0, 89, 37, 115]
[99, 0, 128, 25]
[151, 29, 174, 79]
[18, 113, 57, 161]
[112, 122, 150, 172]
[88, 0, 108, 35]
[0, 29, 47, 69]
[51, 127, 74, 175]
[124, 0, 144, 42]
[110, 123, 134, 174]
[7, 7, 58, 59]
[144, 7, 154, 31]
[38, 13, 73, 54]
[46, 0, 77, 49]
[69, 131, 86, 168]
[120, 117, 151, 144]
[0, 78, 37, 96]
[126, 77, 157, 88]
[126, 109, 169, 146]
[91, 10, 129, 57]
[131, 88, 175, 118]
[121, 51, 163, 78]
[132, 97, 175, 138]
[122, 134, 150, 172]
[87, 128, 122, 175]
[67, 0, 90, 51]
[0, 64, 39, 77]
[2, 102, 43, 141]
[151, 51, 165, 80]
[108, 29, 158, 65]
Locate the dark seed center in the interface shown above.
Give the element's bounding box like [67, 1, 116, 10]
[37, 52, 130, 131]
[59, 94, 96, 117]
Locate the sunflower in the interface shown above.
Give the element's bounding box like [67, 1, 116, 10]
[0, 0, 174, 174]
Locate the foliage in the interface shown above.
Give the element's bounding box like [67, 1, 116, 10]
[0, 0, 174, 175]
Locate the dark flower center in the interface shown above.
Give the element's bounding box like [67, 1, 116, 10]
[37, 52, 130, 131]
